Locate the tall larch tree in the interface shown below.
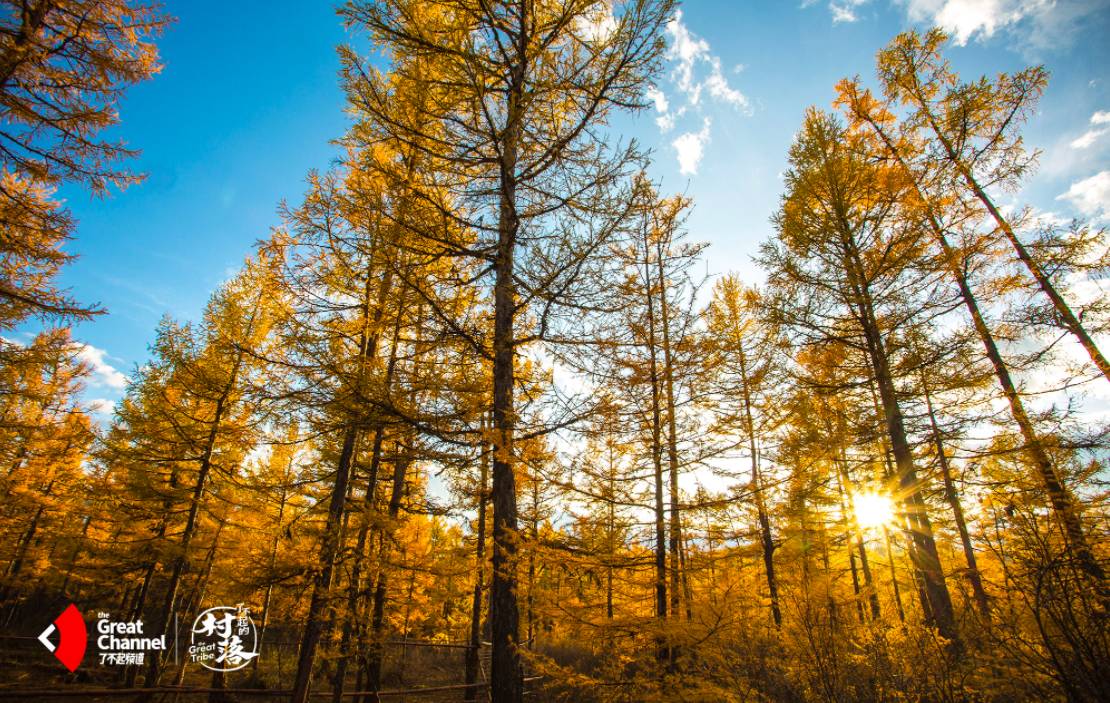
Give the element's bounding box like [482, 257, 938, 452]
[705, 276, 786, 628]
[0, 0, 167, 328]
[837, 71, 1108, 587]
[761, 108, 958, 643]
[873, 29, 1110, 384]
[341, 2, 675, 700]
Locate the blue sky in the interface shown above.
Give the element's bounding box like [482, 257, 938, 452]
[29, 0, 1110, 415]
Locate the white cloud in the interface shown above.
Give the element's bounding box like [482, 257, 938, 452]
[705, 58, 751, 110]
[923, 0, 1030, 44]
[87, 398, 116, 417]
[673, 118, 712, 176]
[575, 1, 617, 43]
[1071, 128, 1107, 149]
[665, 10, 711, 95]
[803, 0, 871, 24]
[1044, 110, 1110, 176]
[661, 11, 751, 113]
[647, 86, 682, 131]
[830, 0, 870, 23]
[75, 344, 128, 390]
[806, 1, 1100, 48]
[900, 0, 1099, 48]
[1071, 111, 1110, 148]
[1057, 170, 1110, 221]
[646, 86, 669, 114]
[650, 11, 751, 172]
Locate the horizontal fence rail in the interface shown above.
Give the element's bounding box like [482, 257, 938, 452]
[0, 677, 543, 699]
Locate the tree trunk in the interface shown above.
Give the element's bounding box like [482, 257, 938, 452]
[123, 546, 161, 686]
[488, 8, 526, 700]
[919, 105, 1110, 384]
[527, 479, 538, 649]
[828, 430, 881, 622]
[883, 526, 906, 623]
[1, 470, 62, 619]
[336, 282, 405, 703]
[654, 236, 686, 633]
[920, 373, 991, 619]
[366, 439, 414, 693]
[256, 454, 292, 674]
[738, 348, 782, 628]
[60, 514, 92, 596]
[856, 108, 1106, 585]
[171, 517, 227, 687]
[294, 209, 400, 702]
[146, 354, 242, 688]
[640, 221, 668, 663]
[290, 427, 359, 703]
[182, 518, 225, 619]
[856, 535, 880, 621]
[331, 428, 386, 703]
[3, 502, 44, 596]
[606, 445, 616, 621]
[834, 467, 866, 624]
[842, 242, 958, 643]
[464, 439, 490, 702]
[936, 231, 1104, 583]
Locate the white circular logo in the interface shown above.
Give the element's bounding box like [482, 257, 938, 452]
[189, 605, 259, 672]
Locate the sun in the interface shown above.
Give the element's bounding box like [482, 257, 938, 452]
[853, 491, 895, 530]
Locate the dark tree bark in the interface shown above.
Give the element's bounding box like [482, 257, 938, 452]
[365, 439, 414, 693]
[332, 426, 385, 703]
[640, 221, 669, 663]
[920, 373, 991, 619]
[464, 440, 490, 701]
[883, 526, 906, 623]
[843, 241, 958, 643]
[489, 58, 524, 703]
[290, 427, 359, 703]
[739, 349, 782, 628]
[851, 104, 1106, 586]
[486, 8, 527, 698]
[921, 100, 1110, 384]
[655, 237, 687, 629]
[255, 447, 295, 675]
[146, 352, 243, 688]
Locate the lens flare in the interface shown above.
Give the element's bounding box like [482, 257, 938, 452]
[853, 491, 895, 530]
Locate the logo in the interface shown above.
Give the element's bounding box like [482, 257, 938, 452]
[94, 612, 166, 666]
[189, 604, 259, 672]
[38, 604, 87, 672]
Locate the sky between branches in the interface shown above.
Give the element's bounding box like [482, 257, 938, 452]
[22, 0, 1110, 422]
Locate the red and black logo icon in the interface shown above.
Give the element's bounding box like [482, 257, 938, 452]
[38, 604, 87, 672]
